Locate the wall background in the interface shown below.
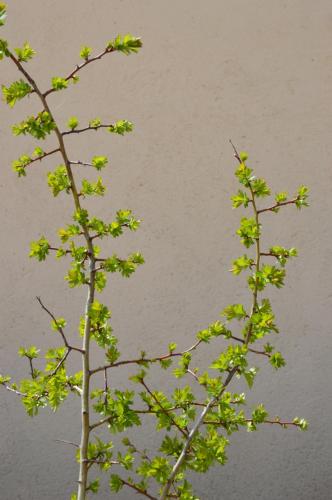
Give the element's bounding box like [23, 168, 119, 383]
[0, 1, 331, 499]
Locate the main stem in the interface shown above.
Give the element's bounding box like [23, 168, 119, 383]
[9, 53, 95, 499]
[78, 255, 95, 499]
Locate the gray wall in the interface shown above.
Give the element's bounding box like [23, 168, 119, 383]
[1, 1, 331, 499]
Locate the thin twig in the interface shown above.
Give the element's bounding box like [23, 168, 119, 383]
[20, 148, 60, 171]
[257, 199, 298, 214]
[54, 439, 79, 448]
[62, 124, 114, 136]
[90, 339, 202, 375]
[49, 348, 70, 377]
[120, 479, 157, 500]
[69, 160, 94, 167]
[1, 384, 26, 397]
[36, 296, 84, 354]
[141, 379, 188, 438]
[44, 47, 114, 97]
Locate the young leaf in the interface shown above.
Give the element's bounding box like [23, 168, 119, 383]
[107, 34, 142, 55]
[51, 77, 68, 91]
[108, 120, 133, 135]
[67, 116, 79, 130]
[14, 42, 36, 62]
[2, 79, 32, 107]
[80, 46, 92, 60]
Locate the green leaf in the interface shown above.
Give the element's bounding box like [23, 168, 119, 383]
[95, 271, 107, 292]
[295, 185, 309, 209]
[14, 42, 36, 62]
[18, 345, 39, 359]
[58, 224, 81, 243]
[243, 367, 258, 388]
[73, 208, 89, 226]
[211, 344, 248, 372]
[275, 191, 288, 203]
[0, 4, 7, 27]
[231, 254, 253, 275]
[108, 119, 133, 135]
[168, 342, 177, 353]
[12, 111, 56, 140]
[12, 154, 32, 177]
[231, 190, 250, 208]
[65, 263, 87, 288]
[222, 303, 247, 321]
[67, 116, 79, 130]
[235, 162, 253, 187]
[2, 79, 32, 107]
[81, 178, 105, 197]
[109, 475, 123, 493]
[33, 147, 44, 157]
[270, 351, 286, 369]
[87, 479, 100, 493]
[51, 318, 66, 331]
[251, 178, 270, 197]
[293, 417, 308, 431]
[47, 166, 71, 197]
[89, 117, 101, 128]
[107, 34, 142, 55]
[252, 403, 268, 424]
[92, 156, 108, 170]
[248, 265, 286, 291]
[269, 246, 297, 266]
[239, 152, 248, 162]
[236, 217, 260, 247]
[29, 236, 50, 261]
[80, 46, 92, 60]
[51, 77, 68, 90]
[0, 374, 11, 384]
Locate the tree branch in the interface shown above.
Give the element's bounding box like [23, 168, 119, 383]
[36, 296, 84, 354]
[120, 479, 157, 500]
[90, 340, 202, 375]
[140, 379, 188, 438]
[62, 123, 116, 136]
[257, 199, 298, 214]
[43, 47, 115, 97]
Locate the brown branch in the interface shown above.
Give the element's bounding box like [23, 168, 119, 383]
[54, 439, 79, 448]
[43, 47, 115, 97]
[257, 199, 298, 214]
[90, 340, 202, 375]
[49, 347, 70, 377]
[69, 160, 94, 167]
[203, 418, 302, 429]
[120, 479, 157, 500]
[229, 334, 271, 358]
[140, 379, 188, 438]
[28, 357, 36, 379]
[21, 148, 60, 170]
[62, 124, 114, 136]
[36, 296, 84, 354]
[229, 139, 242, 163]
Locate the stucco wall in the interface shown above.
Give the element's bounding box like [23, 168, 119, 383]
[0, 1, 331, 499]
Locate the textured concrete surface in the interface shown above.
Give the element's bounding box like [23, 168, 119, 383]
[0, 1, 331, 499]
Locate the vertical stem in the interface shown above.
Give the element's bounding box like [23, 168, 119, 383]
[245, 185, 260, 344]
[77, 255, 95, 500]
